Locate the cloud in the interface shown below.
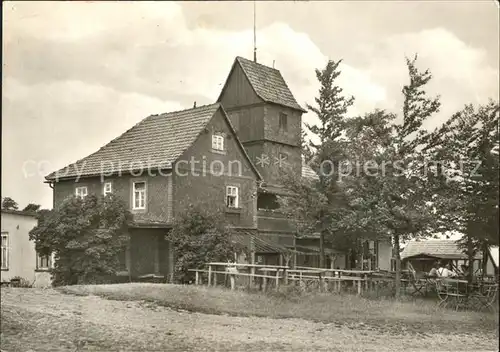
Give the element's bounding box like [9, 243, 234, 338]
[3, 4, 497, 210]
[355, 27, 499, 129]
[3, 2, 185, 41]
[2, 77, 183, 208]
[252, 22, 387, 134]
[4, 3, 387, 117]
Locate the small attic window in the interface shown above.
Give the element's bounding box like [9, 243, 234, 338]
[212, 134, 224, 151]
[279, 113, 288, 131]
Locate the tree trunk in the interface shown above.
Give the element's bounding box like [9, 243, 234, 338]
[481, 241, 489, 277]
[319, 231, 325, 268]
[393, 234, 401, 299]
[467, 235, 476, 285]
[467, 235, 474, 285]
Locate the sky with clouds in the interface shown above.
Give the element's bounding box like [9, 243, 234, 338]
[2, 1, 499, 210]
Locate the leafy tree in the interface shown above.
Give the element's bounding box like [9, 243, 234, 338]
[337, 111, 401, 240]
[300, 126, 314, 163]
[424, 101, 499, 281]
[340, 55, 440, 296]
[339, 107, 439, 281]
[1, 197, 19, 210]
[305, 59, 354, 146]
[23, 203, 41, 212]
[287, 55, 440, 294]
[166, 205, 241, 283]
[35, 208, 52, 220]
[278, 169, 352, 267]
[29, 195, 131, 286]
[300, 59, 354, 267]
[284, 56, 441, 277]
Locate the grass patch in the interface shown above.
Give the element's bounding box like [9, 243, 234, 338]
[58, 283, 498, 336]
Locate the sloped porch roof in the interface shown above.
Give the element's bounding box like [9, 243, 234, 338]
[401, 240, 482, 260]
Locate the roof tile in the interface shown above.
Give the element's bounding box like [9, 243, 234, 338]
[401, 240, 482, 260]
[236, 57, 306, 112]
[46, 104, 220, 180]
[302, 157, 319, 180]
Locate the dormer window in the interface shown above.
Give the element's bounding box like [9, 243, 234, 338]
[279, 113, 288, 131]
[103, 182, 112, 195]
[75, 186, 88, 199]
[212, 134, 224, 151]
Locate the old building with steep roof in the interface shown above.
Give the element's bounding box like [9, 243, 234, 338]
[46, 56, 390, 280]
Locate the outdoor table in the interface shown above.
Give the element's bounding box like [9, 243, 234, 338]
[467, 281, 499, 312]
[435, 278, 498, 311]
[412, 278, 429, 296]
[435, 278, 467, 310]
[408, 273, 436, 297]
[445, 278, 468, 290]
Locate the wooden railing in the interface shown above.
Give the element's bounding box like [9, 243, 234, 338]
[189, 263, 288, 291]
[188, 263, 396, 295]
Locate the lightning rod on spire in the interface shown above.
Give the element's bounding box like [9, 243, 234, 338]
[253, 0, 257, 63]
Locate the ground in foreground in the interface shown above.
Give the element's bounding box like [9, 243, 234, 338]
[1, 285, 498, 351]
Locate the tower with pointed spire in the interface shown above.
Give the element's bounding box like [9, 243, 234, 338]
[218, 56, 306, 204]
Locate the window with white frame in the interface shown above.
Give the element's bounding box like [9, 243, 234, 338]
[37, 252, 52, 270]
[1, 233, 8, 270]
[75, 186, 88, 199]
[103, 182, 112, 195]
[212, 134, 224, 151]
[133, 181, 146, 209]
[226, 186, 239, 208]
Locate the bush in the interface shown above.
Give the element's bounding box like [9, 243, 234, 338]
[29, 195, 132, 286]
[166, 205, 244, 284]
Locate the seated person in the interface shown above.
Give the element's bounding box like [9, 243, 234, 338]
[437, 263, 456, 278]
[428, 264, 438, 278]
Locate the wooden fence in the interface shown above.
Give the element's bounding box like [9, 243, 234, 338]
[188, 263, 395, 295]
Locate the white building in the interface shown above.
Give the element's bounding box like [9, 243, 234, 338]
[1, 209, 52, 287]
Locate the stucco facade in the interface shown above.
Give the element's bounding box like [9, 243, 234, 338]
[1, 210, 51, 287]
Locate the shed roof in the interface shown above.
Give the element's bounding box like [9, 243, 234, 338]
[219, 57, 306, 112]
[46, 103, 261, 181]
[231, 229, 310, 255]
[231, 231, 296, 254]
[302, 157, 319, 180]
[401, 240, 482, 260]
[292, 245, 344, 256]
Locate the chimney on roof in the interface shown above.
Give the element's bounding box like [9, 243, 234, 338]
[193, 101, 197, 108]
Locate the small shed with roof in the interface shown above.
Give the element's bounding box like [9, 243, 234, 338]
[401, 239, 497, 275]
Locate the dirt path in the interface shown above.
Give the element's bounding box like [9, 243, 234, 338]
[1, 288, 498, 352]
